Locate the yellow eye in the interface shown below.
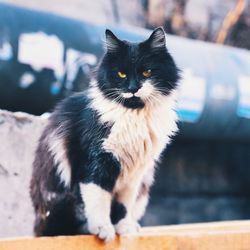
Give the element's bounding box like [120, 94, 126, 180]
[118, 71, 127, 78]
[142, 69, 151, 77]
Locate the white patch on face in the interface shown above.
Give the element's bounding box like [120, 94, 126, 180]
[121, 80, 155, 100]
[121, 92, 133, 98]
[47, 132, 71, 187]
[134, 80, 155, 99]
[80, 183, 115, 241]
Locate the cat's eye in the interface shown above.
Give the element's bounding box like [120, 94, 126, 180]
[118, 71, 127, 78]
[142, 69, 151, 77]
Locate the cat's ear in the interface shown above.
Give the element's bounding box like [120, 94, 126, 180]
[105, 29, 122, 52]
[146, 27, 166, 49]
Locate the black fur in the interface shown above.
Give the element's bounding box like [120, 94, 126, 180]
[79, 152, 121, 192]
[37, 193, 87, 236]
[30, 27, 180, 237]
[111, 200, 127, 225]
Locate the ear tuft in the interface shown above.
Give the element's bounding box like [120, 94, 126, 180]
[105, 29, 121, 52]
[147, 27, 166, 49]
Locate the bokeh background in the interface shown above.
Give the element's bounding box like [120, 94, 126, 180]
[0, 0, 250, 238]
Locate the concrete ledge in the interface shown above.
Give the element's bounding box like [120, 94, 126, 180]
[1, 221, 250, 250]
[0, 110, 47, 237]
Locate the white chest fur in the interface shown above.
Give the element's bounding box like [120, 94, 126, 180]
[88, 86, 178, 189]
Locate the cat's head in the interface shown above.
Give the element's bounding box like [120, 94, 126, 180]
[96, 27, 180, 109]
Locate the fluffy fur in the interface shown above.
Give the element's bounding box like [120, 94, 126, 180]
[30, 27, 180, 241]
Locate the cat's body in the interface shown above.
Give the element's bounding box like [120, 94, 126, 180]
[30, 27, 180, 241]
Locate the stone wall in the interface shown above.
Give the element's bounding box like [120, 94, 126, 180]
[0, 110, 47, 237]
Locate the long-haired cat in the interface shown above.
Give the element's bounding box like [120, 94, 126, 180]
[30, 27, 180, 241]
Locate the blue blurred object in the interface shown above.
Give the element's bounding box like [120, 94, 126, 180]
[0, 2, 250, 141]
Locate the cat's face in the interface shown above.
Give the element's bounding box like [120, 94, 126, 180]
[96, 27, 180, 109]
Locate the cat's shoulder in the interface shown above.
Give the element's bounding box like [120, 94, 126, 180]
[48, 91, 95, 126]
[55, 91, 90, 112]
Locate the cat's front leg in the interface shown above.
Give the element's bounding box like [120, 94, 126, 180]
[80, 152, 121, 241]
[114, 183, 142, 235]
[133, 166, 155, 221]
[80, 183, 115, 241]
[114, 164, 154, 235]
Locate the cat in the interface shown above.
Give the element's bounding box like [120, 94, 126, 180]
[30, 27, 180, 241]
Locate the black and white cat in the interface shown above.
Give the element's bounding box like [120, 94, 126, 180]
[30, 27, 180, 241]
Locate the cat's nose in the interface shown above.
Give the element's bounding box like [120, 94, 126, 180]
[128, 86, 139, 94]
[128, 81, 140, 94]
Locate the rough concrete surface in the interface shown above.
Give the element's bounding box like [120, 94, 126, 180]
[0, 110, 47, 238]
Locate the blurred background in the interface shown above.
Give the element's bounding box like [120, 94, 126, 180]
[0, 0, 250, 238]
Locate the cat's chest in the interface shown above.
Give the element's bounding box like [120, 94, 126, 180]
[89, 88, 178, 174]
[102, 103, 176, 170]
[103, 112, 152, 168]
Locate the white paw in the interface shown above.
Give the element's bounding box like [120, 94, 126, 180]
[115, 218, 140, 235]
[88, 222, 115, 242]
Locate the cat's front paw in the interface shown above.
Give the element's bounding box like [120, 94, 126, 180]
[88, 222, 115, 242]
[115, 218, 140, 235]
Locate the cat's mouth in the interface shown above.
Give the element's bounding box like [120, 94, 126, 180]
[122, 92, 135, 99]
[121, 81, 155, 101]
[122, 96, 145, 109]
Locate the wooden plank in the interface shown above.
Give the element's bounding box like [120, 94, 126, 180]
[1, 221, 250, 250]
[142, 220, 250, 233]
